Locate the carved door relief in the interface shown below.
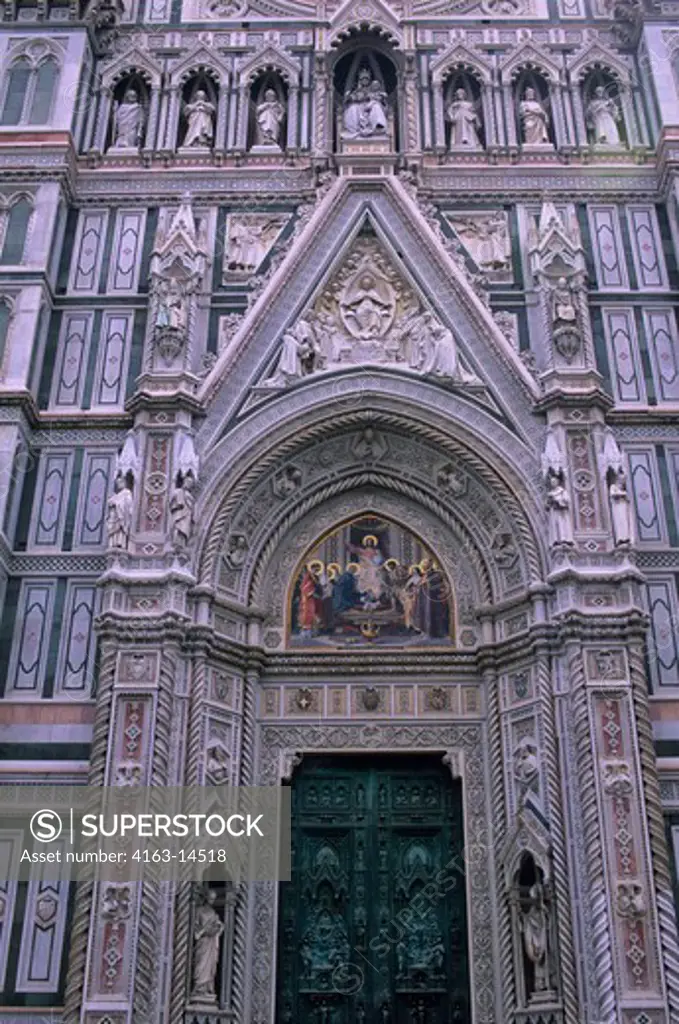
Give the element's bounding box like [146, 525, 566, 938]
[276, 754, 470, 1024]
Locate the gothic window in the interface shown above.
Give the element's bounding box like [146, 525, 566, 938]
[443, 71, 484, 150]
[582, 71, 626, 148]
[333, 44, 398, 152]
[0, 55, 60, 126]
[248, 72, 287, 151]
[0, 196, 32, 264]
[514, 70, 555, 148]
[288, 515, 454, 648]
[179, 73, 218, 150]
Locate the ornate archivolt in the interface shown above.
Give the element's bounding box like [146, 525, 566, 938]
[195, 407, 546, 631]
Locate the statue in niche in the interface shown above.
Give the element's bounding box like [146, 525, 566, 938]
[545, 469, 573, 546]
[608, 466, 632, 546]
[107, 474, 134, 550]
[265, 319, 320, 387]
[255, 87, 285, 148]
[155, 278, 188, 334]
[519, 882, 551, 995]
[513, 737, 539, 785]
[550, 275, 581, 363]
[206, 743, 230, 784]
[343, 67, 388, 139]
[446, 88, 482, 148]
[519, 87, 550, 146]
[112, 89, 144, 149]
[586, 85, 622, 146]
[191, 887, 224, 1003]
[183, 89, 215, 148]
[169, 471, 195, 551]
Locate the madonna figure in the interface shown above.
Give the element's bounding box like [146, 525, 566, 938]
[343, 67, 388, 139]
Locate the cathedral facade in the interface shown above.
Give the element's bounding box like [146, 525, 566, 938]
[2, 0, 679, 1022]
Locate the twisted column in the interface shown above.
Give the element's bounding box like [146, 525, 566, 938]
[486, 668, 514, 1021]
[169, 654, 209, 1024]
[629, 642, 679, 1017]
[569, 652, 616, 1022]
[62, 637, 117, 1024]
[536, 655, 578, 1023]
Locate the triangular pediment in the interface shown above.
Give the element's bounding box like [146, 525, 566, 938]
[329, 0, 402, 46]
[198, 178, 540, 452]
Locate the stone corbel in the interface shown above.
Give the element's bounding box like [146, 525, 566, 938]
[280, 750, 303, 782]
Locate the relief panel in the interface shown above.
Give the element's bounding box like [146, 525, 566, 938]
[30, 451, 72, 548]
[49, 312, 94, 408]
[626, 205, 668, 290]
[106, 208, 147, 294]
[587, 205, 629, 290]
[6, 582, 55, 694]
[91, 311, 134, 409]
[627, 449, 665, 544]
[73, 452, 115, 549]
[68, 209, 109, 295]
[646, 577, 679, 688]
[54, 583, 97, 696]
[643, 308, 679, 403]
[15, 841, 71, 992]
[601, 307, 647, 405]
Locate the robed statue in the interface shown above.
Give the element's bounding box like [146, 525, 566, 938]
[343, 67, 388, 139]
[255, 88, 285, 148]
[586, 85, 622, 146]
[112, 90, 144, 149]
[191, 888, 224, 1003]
[446, 88, 482, 148]
[183, 89, 215, 148]
[519, 87, 550, 146]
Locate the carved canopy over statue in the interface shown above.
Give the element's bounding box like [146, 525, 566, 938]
[261, 234, 479, 389]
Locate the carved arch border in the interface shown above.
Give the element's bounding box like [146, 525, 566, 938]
[196, 405, 545, 591]
[247, 722, 497, 1024]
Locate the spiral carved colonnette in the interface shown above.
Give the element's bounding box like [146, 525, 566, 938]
[629, 644, 679, 1019]
[62, 639, 117, 1024]
[537, 656, 578, 1023]
[569, 653, 617, 1023]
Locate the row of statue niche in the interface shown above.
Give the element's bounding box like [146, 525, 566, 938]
[109, 79, 623, 152]
[446, 84, 623, 149]
[111, 85, 285, 151]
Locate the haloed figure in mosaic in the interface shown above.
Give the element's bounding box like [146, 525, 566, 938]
[290, 516, 452, 646]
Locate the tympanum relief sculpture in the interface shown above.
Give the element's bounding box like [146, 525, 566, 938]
[260, 236, 479, 390]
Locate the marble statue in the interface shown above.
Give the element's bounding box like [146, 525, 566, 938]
[112, 90, 144, 149]
[106, 474, 134, 550]
[343, 67, 388, 139]
[191, 888, 224, 1003]
[255, 88, 285, 148]
[169, 472, 195, 550]
[183, 90, 215, 148]
[451, 213, 511, 272]
[513, 738, 539, 785]
[546, 470, 573, 546]
[155, 278, 187, 334]
[551, 277, 577, 327]
[446, 88, 481, 148]
[339, 265, 396, 339]
[519, 88, 550, 146]
[586, 86, 622, 146]
[608, 467, 632, 546]
[519, 883, 550, 993]
[225, 217, 285, 274]
[266, 319, 320, 387]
